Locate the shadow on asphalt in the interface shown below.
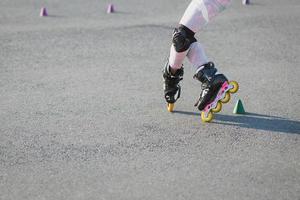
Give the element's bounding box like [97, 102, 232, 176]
[173, 111, 300, 134]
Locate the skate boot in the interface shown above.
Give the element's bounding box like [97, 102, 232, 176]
[193, 62, 239, 122]
[163, 61, 184, 112]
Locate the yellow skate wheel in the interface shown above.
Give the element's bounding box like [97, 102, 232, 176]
[167, 103, 174, 112]
[201, 111, 214, 123]
[220, 92, 231, 103]
[229, 81, 239, 94]
[212, 101, 222, 113]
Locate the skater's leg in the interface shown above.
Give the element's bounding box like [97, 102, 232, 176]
[182, 0, 233, 111]
[168, 0, 231, 72]
[180, 0, 232, 33]
[164, 24, 196, 103]
[182, 0, 232, 69]
[168, 45, 187, 72]
[164, 0, 232, 105]
[186, 42, 208, 69]
[168, 25, 196, 71]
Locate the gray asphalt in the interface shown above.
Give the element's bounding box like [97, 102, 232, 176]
[1, 0, 300, 199]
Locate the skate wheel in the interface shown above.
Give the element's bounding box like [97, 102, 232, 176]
[212, 101, 222, 113]
[167, 103, 174, 112]
[220, 92, 231, 103]
[201, 111, 213, 123]
[229, 81, 239, 94]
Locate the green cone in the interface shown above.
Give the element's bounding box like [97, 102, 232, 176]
[233, 99, 245, 114]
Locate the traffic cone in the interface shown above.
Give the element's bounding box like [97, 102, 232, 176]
[233, 99, 246, 114]
[242, 0, 250, 5]
[40, 7, 48, 17]
[106, 4, 115, 13]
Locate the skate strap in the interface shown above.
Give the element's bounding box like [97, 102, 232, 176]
[175, 85, 181, 101]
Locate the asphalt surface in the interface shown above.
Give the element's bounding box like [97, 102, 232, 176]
[1, 0, 300, 199]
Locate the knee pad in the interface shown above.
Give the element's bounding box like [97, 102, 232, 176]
[172, 25, 197, 52]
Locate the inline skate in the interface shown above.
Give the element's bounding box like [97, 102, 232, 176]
[194, 62, 239, 122]
[163, 61, 184, 112]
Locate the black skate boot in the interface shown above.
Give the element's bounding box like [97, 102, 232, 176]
[193, 62, 228, 111]
[163, 61, 184, 111]
[193, 62, 239, 122]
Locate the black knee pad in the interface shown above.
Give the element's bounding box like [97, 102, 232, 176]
[172, 25, 197, 52]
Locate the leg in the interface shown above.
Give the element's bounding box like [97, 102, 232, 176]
[180, 0, 232, 33]
[186, 42, 208, 69]
[163, 0, 232, 105]
[182, 0, 234, 112]
[163, 25, 196, 104]
[168, 25, 197, 71]
[168, 0, 232, 71]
